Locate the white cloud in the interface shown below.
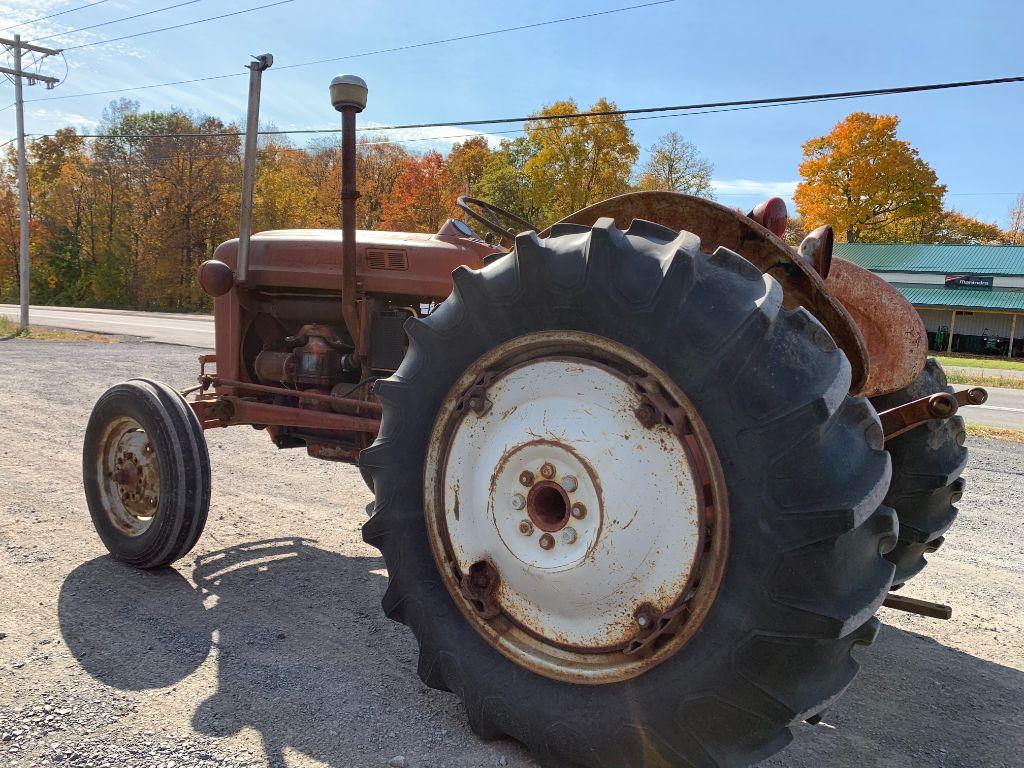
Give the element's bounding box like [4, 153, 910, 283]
[30, 107, 100, 128]
[711, 179, 799, 198]
[360, 122, 504, 153]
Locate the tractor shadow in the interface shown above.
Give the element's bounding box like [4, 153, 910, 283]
[58, 537, 531, 767]
[58, 540, 1024, 768]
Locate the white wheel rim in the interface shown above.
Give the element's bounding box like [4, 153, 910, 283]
[425, 332, 729, 684]
[97, 416, 161, 536]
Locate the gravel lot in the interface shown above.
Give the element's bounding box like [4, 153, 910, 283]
[1, 339, 1022, 768]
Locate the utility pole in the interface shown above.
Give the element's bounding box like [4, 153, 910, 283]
[1, 35, 60, 331]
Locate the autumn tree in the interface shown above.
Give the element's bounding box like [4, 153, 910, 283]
[794, 112, 945, 242]
[446, 136, 493, 196]
[637, 131, 714, 197]
[884, 209, 1006, 245]
[379, 151, 457, 232]
[1007, 194, 1024, 245]
[524, 98, 639, 223]
[475, 136, 543, 228]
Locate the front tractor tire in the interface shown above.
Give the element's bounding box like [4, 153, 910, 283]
[83, 379, 210, 569]
[361, 219, 897, 768]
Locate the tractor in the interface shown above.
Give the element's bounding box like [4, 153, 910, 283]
[81, 72, 988, 767]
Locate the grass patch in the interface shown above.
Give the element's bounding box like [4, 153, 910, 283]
[967, 423, 1024, 443]
[945, 371, 1024, 390]
[0, 315, 116, 343]
[934, 354, 1024, 372]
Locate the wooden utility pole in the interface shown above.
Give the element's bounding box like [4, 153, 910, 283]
[1, 35, 60, 331]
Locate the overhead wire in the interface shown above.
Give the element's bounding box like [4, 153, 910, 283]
[29, 0, 208, 44]
[21, 0, 680, 105]
[1, 0, 114, 32]
[60, 0, 295, 52]
[15, 76, 1023, 142]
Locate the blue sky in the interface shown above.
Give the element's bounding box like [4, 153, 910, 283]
[2, 0, 1023, 226]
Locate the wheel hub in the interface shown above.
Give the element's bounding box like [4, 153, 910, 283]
[425, 332, 729, 683]
[99, 417, 160, 535]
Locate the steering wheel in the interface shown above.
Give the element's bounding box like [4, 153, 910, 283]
[456, 196, 536, 245]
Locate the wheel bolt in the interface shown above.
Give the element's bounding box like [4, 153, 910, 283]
[518, 520, 534, 536]
[519, 470, 534, 487]
[570, 502, 587, 520]
[560, 527, 577, 545]
[561, 475, 578, 493]
[539, 533, 554, 550]
[635, 603, 656, 629]
[143, 443, 153, 454]
[540, 462, 555, 479]
[511, 493, 526, 510]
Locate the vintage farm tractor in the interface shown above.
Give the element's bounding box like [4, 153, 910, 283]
[82, 72, 988, 767]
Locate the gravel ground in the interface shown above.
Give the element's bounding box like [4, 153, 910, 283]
[1, 339, 1022, 768]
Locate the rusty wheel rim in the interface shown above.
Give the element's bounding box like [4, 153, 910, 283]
[424, 332, 729, 684]
[96, 416, 161, 536]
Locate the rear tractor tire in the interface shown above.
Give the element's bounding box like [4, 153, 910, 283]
[870, 359, 968, 587]
[361, 219, 897, 768]
[83, 378, 210, 569]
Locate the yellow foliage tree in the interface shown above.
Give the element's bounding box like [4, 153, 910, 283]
[794, 112, 945, 242]
[524, 98, 638, 223]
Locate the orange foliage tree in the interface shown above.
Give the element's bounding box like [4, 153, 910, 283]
[379, 151, 458, 232]
[794, 112, 945, 242]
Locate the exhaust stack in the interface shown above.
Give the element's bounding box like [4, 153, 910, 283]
[236, 53, 273, 284]
[330, 74, 368, 361]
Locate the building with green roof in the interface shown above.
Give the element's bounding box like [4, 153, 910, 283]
[834, 242, 1024, 358]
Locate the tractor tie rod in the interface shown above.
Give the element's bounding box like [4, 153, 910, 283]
[878, 387, 987, 442]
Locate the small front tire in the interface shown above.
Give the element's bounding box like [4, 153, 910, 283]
[83, 379, 210, 569]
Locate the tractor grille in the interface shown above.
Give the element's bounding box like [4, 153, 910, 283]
[366, 248, 409, 271]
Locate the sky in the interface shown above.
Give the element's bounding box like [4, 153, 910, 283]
[1, 0, 1023, 226]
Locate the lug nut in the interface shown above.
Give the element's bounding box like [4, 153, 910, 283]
[539, 462, 555, 479]
[518, 519, 534, 536]
[570, 502, 587, 520]
[561, 475, 578, 493]
[560, 527, 577, 545]
[511, 493, 526, 510]
[539, 533, 555, 550]
[519, 470, 535, 487]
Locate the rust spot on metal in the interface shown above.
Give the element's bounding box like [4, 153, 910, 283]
[526, 480, 571, 532]
[452, 486, 460, 521]
[456, 560, 503, 619]
[826, 258, 927, 397]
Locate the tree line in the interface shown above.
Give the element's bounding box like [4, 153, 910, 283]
[1, 99, 1020, 312]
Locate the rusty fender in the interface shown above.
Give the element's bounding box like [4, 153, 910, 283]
[545, 192, 925, 397]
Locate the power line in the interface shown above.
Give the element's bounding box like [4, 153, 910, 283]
[21, 0, 680, 105]
[60, 0, 295, 52]
[18, 75, 1022, 141]
[273, 0, 679, 71]
[2, 0, 114, 32]
[30, 0, 208, 44]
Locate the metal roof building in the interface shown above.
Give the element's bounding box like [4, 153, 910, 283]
[834, 242, 1024, 357]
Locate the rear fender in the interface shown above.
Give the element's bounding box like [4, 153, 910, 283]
[543, 191, 921, 396]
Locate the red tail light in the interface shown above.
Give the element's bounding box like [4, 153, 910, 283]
[747, 197, 788, 239]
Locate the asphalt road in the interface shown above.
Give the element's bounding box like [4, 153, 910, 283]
[0, 304, 214, 348]
[3, 304, 1023, 429]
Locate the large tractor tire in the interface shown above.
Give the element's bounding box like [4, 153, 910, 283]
[83, 378, 211, 569]
[361, 219, 896, 768]
[870, 359, 968, 587]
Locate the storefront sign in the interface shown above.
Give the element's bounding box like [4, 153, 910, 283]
[945, 274, 993, 290]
